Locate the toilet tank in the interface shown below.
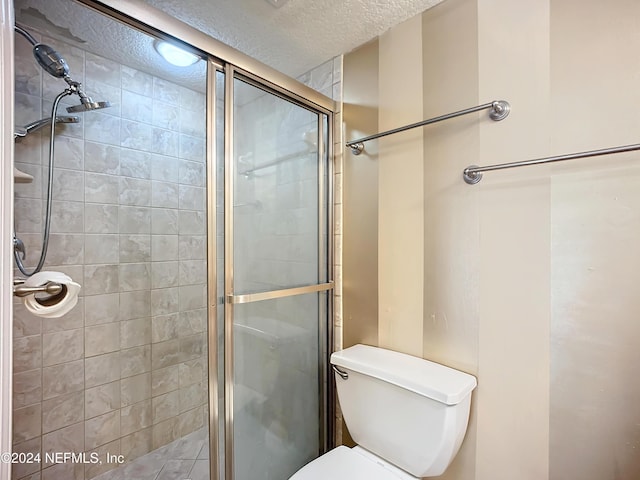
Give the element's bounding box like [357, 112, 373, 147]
[331, 345, 477, 478]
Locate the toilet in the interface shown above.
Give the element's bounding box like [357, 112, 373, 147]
[290, 344, 477, 479]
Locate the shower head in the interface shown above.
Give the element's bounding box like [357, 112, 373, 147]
[65, 92, 111, 113]
[15, 25, 70, 78]
[33, 43, 69, 78]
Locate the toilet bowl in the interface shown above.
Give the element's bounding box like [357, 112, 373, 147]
[289, 344, 477, 479]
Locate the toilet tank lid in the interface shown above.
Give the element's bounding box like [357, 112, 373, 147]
[331, 345, 477, 405]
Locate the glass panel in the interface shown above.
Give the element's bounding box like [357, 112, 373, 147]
[233, 78, 322, 294]
[233, 292, 326, 479]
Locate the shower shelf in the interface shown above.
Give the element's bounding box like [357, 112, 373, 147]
[14, 167, 33, 184]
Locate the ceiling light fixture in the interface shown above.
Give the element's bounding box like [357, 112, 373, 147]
[153, 40, 200, 67]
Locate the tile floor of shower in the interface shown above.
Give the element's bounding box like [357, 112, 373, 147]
[92, 427, 208, 480]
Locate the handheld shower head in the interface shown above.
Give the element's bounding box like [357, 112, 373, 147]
[33, 43, 69, 78]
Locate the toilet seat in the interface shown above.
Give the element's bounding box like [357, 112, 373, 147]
[289, 446, 414, 480]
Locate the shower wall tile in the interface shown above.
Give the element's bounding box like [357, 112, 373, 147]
[151, 154, 179, 182]
[42, 422, 85, 467]
[120, 148, 152, 179]
[151, 339, 181, 370]
[85, 112, 121, 146]
[179, 87, 204, 112]
[122, 66, 154, 97]
[13, 369, 43, 410]
[119, 206, 151, 234]
[120, 345, 151, 378]
[151, 181, 180, 209]
[152, 209, 179, 235]
[179, 359, 204, 387]
[121, 401, 152, 437]
[84, 265, 119, 295]
[151, 364, 180, 397]
[178, 235, 206, 260]
[44, 234, 84, 265]
[13, 404, 42, 443]
[85, 439, 120, 479]
[84, 141, 120, 175]
[119, 235, 151, 263]
[84, 410, 120, 449]
[85, 381, 121, 420]
[151, 390, 180, 423]
[12, 305, 42, 338]
[42, 328, 83, 366]
[179, 134, 205, 162]
[11, 436, 42, 479]
[151, 128, 179, 157]
[151, 313, 179, 343]
[178, 310, 206, 337]
[85, 323, 120, 357]
[15, 92, 42, 128]
[179, 261, 206, 286]
[119, 263, 151, 292]
[151, 262, 179, 289]
[178, 285, 206, 311]
[84, 293, 119, 326]
[152, 416, 179, 450]
[52, 169, 85, 202]
[121, 119, 153, 150]
[85, 52, 121, 89]
[14, 198, 42, 233]
[119, 290, 151, 320]
[50, 201, 84, 233]
[84, 204, 118, 234]
[85, 172, 120, 204]
[150, 287, 179, 316]
[85, 352, 120, 389]
[178, 185, 204, 211]
[41, 391, 84, 434]
[119, 177, 152, 206]
[178, 160, 205, 187]
[42, 360, 84, 400]
[122, 90, 153, 124]
[85, 234, 118, 264]
[178, 211, 205, 235]
[54, 135, 84, 171]
[120, 373, 151, 407]
[153, 78, 181, 106]
[153, 101, 180, 130]
[179, 108, 205, 138]
[120, 318, 151, 349]
[120, 426, 153, 461]
[151, 235, 179, 262]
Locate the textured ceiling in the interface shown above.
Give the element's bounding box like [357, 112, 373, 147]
[15, 0, 445, 91]
[140, 0, 446, 77]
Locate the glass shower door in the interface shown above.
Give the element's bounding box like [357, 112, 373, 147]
[225, 73, 331, 479]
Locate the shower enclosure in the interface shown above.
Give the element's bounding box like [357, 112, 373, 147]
[10, 1, 334, 479]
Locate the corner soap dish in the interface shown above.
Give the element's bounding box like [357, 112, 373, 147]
[14, 167, 33, 184]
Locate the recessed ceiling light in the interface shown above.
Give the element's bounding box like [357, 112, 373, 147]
[153, 40, 200, 67]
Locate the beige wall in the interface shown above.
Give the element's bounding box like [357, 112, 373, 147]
[342, 0, 640, 479]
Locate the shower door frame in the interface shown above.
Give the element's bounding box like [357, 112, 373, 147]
[73, 2, 336, 479]
[223, 66, 334, 479]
